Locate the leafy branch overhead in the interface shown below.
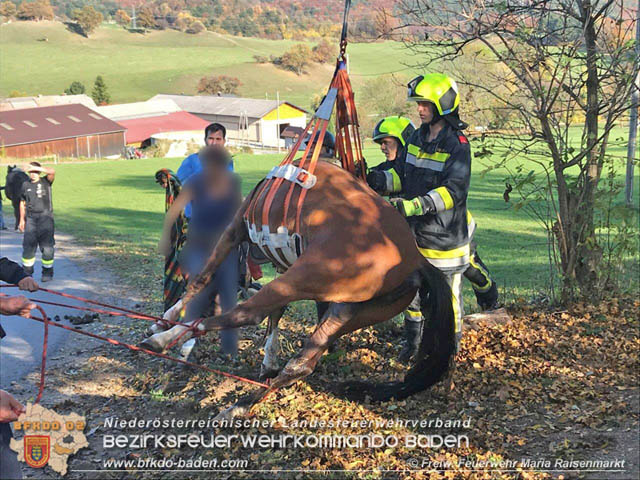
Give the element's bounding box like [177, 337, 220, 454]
[393, 0, 639, 299]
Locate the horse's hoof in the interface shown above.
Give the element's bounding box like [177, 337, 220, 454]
[259, 366, 279, 381]
[139, 337, 164, 353]
[213, 404, 248, 423]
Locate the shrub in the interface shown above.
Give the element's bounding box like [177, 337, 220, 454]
[197, 75, 241, 95]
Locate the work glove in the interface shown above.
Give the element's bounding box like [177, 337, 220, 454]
[366, 170, 387, 194]
[390, 196, 436, 217]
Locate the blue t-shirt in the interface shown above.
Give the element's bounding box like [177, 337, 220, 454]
[176, 152, 234, 218]
[185, 172, 239, 250]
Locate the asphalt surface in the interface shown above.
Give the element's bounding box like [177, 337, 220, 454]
[0, 222, 96, 389]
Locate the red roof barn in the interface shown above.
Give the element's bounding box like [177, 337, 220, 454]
[117, 111, 210, 146]
[0, 104, 125, 159]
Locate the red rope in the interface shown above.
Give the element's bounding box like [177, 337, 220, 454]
[33, 305, 48, 404]
[1, 287, 270, 401]
[0, 284, 162, 321]
[23, 309, 269, 389]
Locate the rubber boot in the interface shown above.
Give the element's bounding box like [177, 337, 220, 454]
[23, 265, 34, 276]
[42, 266, 53, 283]
[398, 319, 423, 363]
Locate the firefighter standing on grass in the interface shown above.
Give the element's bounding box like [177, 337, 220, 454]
[367, 74, 493, 360]
[368, 113, 499, 361]
[18, 162, 56, 282]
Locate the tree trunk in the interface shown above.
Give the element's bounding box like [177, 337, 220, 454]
[574, 1, 603, 293]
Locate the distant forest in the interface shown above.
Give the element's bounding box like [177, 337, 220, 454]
[1, 0, 397, 40]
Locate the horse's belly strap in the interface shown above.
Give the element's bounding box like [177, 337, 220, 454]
[266, 165, 317, 189]
[245, 221, 302, 269]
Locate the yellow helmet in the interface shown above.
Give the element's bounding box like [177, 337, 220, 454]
[407, 73, 460, 116]
[372, 116, 415, 147]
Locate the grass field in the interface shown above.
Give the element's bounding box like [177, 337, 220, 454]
[0, 21, 416, 106]
[4, 137, 636, 311]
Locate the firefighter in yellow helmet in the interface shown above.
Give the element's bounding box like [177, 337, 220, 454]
[367, 115, 415, 194]
[367, 108, 498, 361]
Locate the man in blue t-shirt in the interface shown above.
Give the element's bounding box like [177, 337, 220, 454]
[176, 123, 234, 218]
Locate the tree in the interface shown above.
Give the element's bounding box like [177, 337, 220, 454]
[64, 81, 85, 95]
[114, 9, 130, 27]
[136, 6, 156, 29]
[91, 75, 110, 105]
[197, 75, 241, 95]
[17, 0, 54, 21]
[312, 39, 336, 64]
[0, 1, 17, 18]
[72, 5, 103, 37]
[357, 74, 414, 134]
[278, 43, 312, 75]
[395, 0, 639, 297]
[186, 19, 205, 34]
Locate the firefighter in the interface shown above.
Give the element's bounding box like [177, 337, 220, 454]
[368, 112, 498, 361]
[366, 74, 473, 360]
[367, 115, 415, 191]
[18, 162, 55, 282]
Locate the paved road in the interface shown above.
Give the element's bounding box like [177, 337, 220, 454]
[0, 224, 96, 388]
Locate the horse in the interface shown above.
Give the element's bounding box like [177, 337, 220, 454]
[4, 166, 28, 230]
[141, 159, 456, 419]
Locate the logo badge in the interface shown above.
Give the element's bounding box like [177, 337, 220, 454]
[24, 435, 50, 468]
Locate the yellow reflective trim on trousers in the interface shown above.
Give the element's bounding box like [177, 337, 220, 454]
[467, 210, 473, 224]
[450, 273, 463, 334]
[469, 255, 492, 292]
[407, 144, 450, 163]
[42, 258, 54, 266]
[433, 186, 454, 210]
[405, 309, 422, 319]
[418, 244, 470, 259]
[22, 257, 35, 267]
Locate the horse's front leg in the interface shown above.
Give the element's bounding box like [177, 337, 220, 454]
[260, 307, 286, 380]
[214, 302, 356, 421]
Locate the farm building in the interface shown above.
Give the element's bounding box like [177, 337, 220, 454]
[94, 99, 210, 147]
[94, 99, 182, 121]
[0, 104, 125, 159]
[117, 111, 210, 147]
[149, 94, 307, 149]
[0, 94, 97, 111]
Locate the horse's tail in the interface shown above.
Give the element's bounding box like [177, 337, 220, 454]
[340, 260, 456, 402]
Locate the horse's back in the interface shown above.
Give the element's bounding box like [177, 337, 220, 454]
[245, 160, 422, 302]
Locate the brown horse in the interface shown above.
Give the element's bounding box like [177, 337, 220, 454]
[141, 159, 455, 418]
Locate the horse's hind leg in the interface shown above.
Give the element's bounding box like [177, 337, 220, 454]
[214, 287, 417, 420]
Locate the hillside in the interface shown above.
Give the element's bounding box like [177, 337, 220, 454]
[0, 21, 416, 106]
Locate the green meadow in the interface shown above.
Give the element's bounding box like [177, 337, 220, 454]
[5, 133, 635, 310]
[0, 21, 415, 107]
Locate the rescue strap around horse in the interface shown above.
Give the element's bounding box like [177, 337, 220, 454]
[244, 0, 365, 243]
[1, 287, 270, 402]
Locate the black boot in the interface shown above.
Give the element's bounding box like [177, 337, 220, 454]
[398, 319, 423, 363]
[23, 265, 34, 276]
[42, 266, 53, 282]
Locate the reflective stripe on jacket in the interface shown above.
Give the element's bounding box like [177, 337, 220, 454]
[400, 124, 471, 268]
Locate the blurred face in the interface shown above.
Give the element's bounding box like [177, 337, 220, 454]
[205, 130, 225, 146]
[29, 171, 40, 182]
[417, 101, 436, 124]
[379, 137, 399, 161]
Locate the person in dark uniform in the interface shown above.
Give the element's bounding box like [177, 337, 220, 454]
[366, 74, 478, 360]
[368, 115, 499, 361]
[0, 256, 39, 480]
[18, 162, 55, 282]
